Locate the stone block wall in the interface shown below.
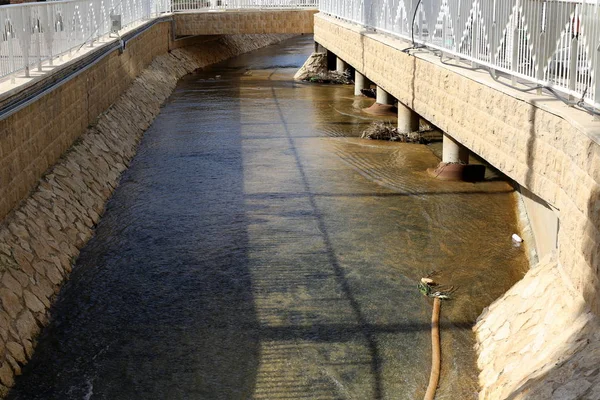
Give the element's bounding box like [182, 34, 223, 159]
[0, 18, 295, 396]
[314, 13, 600, 399]
[174, 10, 317, 36]
[0, 22, 170, 224]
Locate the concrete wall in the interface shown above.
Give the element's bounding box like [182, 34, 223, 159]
[0, 15, 296, 396]
[173, 10, 317, 36]
[314, 13, 600, 399]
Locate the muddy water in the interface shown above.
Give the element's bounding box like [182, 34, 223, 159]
[9, 36, 528, 400]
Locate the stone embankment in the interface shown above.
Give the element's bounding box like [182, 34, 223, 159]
[474, 255, 600, 399]
[0, 33, 294, 396]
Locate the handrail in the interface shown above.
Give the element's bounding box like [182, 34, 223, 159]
[0, 0, 317, 82]
[319, 0, 600, 109]
[0, 0, 170, 81]
[172, 0, 318, 12]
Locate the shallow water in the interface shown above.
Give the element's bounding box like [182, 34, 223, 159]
[9, 35, 528, 400]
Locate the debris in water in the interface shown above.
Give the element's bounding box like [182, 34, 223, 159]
[307, 70, 352, 85]
[360, 88, 377, 98]
[294, 52, 328, 80]
[418, 273, 456, 300]
[294, 52, 352, 84]
[361, 121, 428, 143]
[512, 233, 523, 243]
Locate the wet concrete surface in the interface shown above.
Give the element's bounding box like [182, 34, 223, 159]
[8, 35, 528, 400]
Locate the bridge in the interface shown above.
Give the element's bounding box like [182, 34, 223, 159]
[0, 0, 598, 398]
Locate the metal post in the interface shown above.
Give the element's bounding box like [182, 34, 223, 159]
[21, 6, 31, 78]
[490, 22, 497, 78]
[8, 21, 15, 83]
[568, 36, 578, 101]
[511, 22, 519, 85]
[471, 18, 478, 67]
[536, 31, 546, 95]
[595, 43, 600, 110]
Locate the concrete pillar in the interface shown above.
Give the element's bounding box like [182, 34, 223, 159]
[364, 85, 396, 116]
[428, 133, 484, 181]
[442, 133, 469, 164]
[314, 42, 326, 53]
[354, 71, 369, 96]
[336, 57, 348, 74]
[376, 86, 393, 105]
[397, 101, 419, 133]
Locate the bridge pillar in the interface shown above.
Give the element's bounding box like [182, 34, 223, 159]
[442, 133, 469, 164]
[397, 101, 419, 133]
[314, 42, 326, 53]
[354, 72, 370, 96]
[336, 57, 348, 74]
[376, 86, 393, 105]
[364, 85, 396, 116]
[428, 133, 485, 181]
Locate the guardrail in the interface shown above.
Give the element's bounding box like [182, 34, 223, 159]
[319, 0, 600, 109]
[172, 0, 317, 12]
[0, 0, 170, 81]
[0, 0, 317, 82]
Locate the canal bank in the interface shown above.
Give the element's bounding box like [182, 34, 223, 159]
[7, 36, 528, 399]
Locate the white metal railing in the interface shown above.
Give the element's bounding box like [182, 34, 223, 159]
[171, 0, 318, 12]
[0, 0, 317, 82]
[0, 0, 170, 81]
[320, 0, 600, 109]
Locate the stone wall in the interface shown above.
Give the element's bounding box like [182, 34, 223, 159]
[173, 10, 317, 36]
[314, 13, 600, 399]
[0, 21, 170, 224]
[0, 24, 295, 396]
[474, 257, 600, 399]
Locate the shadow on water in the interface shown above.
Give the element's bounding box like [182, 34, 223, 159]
[9, 35, 528, 400]
[9, 48, 260, 400]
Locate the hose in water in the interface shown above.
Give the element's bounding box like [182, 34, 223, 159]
[418, 275, 455, 400]
[424, 297, 441, 400]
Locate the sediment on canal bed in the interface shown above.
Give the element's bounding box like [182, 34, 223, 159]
[0, 32, 296, 395]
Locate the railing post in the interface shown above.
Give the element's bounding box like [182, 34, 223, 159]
[568, 36, 578, 101]
[418, 7, 423, 42]
[490, 22, 496, 77]
[471, 16, 478, 67]
[88, 5, 94, 48]
[511, 20, 518, 85]
[21, 6, 31, 78]
[8, 15, 16, 83]
[441, 13, 447, 52]
[536, 31, 546, 95]
[34, 9, 42, 72]
[510, 0, 519, 85]
[595, 43, 600, 110]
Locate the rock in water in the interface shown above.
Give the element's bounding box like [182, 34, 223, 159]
[294, 52, 328, 81]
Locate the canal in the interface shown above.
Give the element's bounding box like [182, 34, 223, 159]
[9, 35, 528, 399]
